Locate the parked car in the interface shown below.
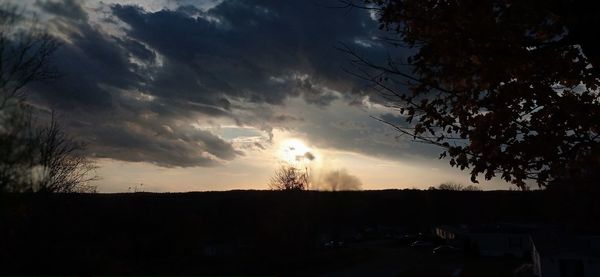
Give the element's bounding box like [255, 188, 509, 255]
[395, 234, 418, 245]
[432, 245, 461, 255]
[410, 240, 434, 247]
[324, 240, 345, 248]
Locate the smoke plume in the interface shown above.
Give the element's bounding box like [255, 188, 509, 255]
[313, 168, 362, 191]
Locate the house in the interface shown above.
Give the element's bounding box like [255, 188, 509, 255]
[434, 223, 542, 258]
[466, 224, 536, 258]
[531, 233, 600, 277]
[435, 224, 468, 241]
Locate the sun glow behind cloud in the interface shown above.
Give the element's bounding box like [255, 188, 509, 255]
[90, 126, 511, 192]
[279, 138, 315, 164]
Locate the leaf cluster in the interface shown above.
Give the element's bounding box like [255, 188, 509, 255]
[351, 0, 600, 187]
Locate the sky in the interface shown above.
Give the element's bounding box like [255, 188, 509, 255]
[14, 0, 512, 192]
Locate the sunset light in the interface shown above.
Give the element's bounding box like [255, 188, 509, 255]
[279, 138, 315, 164]
[2, 0, 598, 275]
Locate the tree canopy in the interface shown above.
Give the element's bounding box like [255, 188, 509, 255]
[346, 0, 600, 188]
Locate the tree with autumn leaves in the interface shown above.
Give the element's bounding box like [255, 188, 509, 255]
[342, 0, 600, 188]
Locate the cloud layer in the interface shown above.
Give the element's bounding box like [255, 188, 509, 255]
[15, 0, 432, 168]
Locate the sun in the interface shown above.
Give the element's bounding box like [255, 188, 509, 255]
[279, 139, 314, 164]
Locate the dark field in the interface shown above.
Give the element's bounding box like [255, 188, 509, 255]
[1, 189, 598, 276]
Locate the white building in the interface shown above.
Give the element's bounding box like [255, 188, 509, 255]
[434, 223, 541, 258]
[531, 234, 600, 277]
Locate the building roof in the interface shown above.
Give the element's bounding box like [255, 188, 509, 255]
[531, 232, 600, 258]
[437, 223, 548, 235]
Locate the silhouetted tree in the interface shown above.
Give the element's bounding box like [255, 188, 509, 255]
[0, 4, 59, 106]
[462, 185, 483, 192]
[342, 0, 600, 188]
[32, 117, 97, 193]
[0, 4, 96, 193]
[0, 101, 35, 191]
[437, 182, 465, 191]
[269, 165, 310, 191]
[437, 182, 482, 191]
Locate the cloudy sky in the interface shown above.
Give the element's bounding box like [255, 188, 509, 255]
[15, 0, 510, 192]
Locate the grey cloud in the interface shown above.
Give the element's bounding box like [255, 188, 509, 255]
[304, 151, 315, 161]
[36, 0, 88, 21]
[253, 142, 266, 150]
[110, 0, 382, 105]
[284, 100, 445, 161]
[379, 113, 411, 129]
[25, 1, 245, 167]
[23, 0, 405, 168]
[116, 37, 156, 62]
[66, 111, 242, 167]
[295, 77, 339, 107]
[29, 17, 142, 111]
[294, 151, 315, 162]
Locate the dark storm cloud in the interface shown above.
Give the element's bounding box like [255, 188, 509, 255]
[28, 0, 398, 167]
[110, 0, 381, 105]
[35, 0, 87, 21]
[55, 103, 242, 167]
[31, 4, 140, 110]
[27, 3, 242, 166]
[116, 37, 157, 62]
[88, 121, 242, 167]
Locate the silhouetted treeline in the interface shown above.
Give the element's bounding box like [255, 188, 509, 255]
[1, 189, 599, 275]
